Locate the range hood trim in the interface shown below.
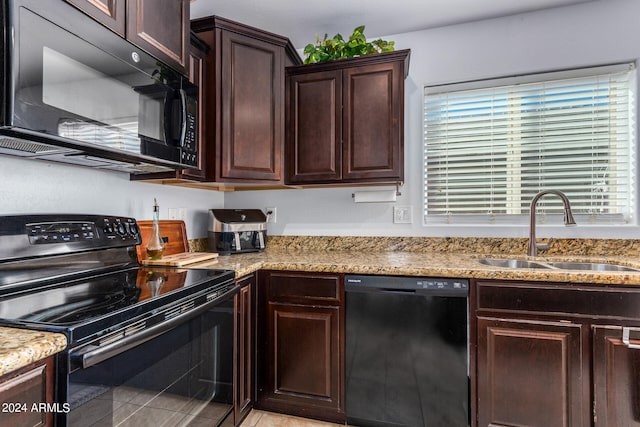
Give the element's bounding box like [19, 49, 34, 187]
[0, 127, 184, 174]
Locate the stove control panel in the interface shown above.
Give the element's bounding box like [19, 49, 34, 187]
[0, 214, 142, 261]
[101, 217, 139, 241]
[26, 216, 140, 245]
[28, 221, 98, 244]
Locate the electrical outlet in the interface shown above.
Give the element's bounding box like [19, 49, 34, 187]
[168, 208, 186, 220]
[393, 206, 413, 224]
[265, 207, 277, 224]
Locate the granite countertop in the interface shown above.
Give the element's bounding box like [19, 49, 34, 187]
[0, 327, 67, 377]
[5, 235, 640, 379]
[210, 249, 640, 286]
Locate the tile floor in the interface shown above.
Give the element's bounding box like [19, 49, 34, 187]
[240, 410, 348, 427]
[68, 384, 232, 427]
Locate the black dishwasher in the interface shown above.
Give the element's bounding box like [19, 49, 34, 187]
[345, 275, 469, 427]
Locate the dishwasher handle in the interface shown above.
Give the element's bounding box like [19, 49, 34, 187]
[350, 286, 418, 296]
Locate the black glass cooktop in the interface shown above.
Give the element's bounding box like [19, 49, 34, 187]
[0, 266, 234, 344]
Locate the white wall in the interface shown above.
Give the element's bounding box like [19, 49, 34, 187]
[225, 0, 640, 239]
[0, 156, 224, 238]
[3, 0, 639, 240]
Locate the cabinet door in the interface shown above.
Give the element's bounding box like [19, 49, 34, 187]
[126, 0, 189, 75]
[265, 303, 341, 411]
[257, 271, 344, 423]
[287, 70, 342, 183]
[342, 61, 404, 182]
[235, 275, 256, 425]
[593, 325, 640, 426]
[0, 358, 54, 427]
[220, 30, 284, 182]
[477, 317, 585, 427]
[64, 0, 125, 36]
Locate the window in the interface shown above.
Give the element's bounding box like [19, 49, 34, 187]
[423, 64, 636, 226]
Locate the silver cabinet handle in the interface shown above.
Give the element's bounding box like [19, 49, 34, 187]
[622, 327, 640, 349]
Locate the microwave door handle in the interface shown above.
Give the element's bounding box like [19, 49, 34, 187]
[179, 88, 187, 147]
[233, 232, 241, 251]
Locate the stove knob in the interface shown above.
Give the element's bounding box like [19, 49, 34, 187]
[116, 223, 126, 236]
[129, 223, 139, 236]
[104, 224, 114, 234]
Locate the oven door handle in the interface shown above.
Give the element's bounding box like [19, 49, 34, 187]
[69, 285, 241, 370]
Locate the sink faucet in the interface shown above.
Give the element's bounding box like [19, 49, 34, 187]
[528, 190, 576, 257]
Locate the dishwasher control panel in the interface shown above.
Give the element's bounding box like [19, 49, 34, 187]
[345, 275, 469, 295]
[416, 278, 468, 290]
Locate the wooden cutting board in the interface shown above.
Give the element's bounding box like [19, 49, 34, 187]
[141, 252, 218, 266]
[136, 220, 190, 262]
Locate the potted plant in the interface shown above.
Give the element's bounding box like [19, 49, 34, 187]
[303, 25, 395, 64]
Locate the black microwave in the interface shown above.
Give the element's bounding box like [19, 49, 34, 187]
[0, 0, 198, 173]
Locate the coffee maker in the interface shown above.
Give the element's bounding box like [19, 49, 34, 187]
[208, 209, 267, 255]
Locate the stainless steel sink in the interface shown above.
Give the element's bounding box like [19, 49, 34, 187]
[476, 257, 640, 272]
[545, 261, 640, 272]
[476, 258, 551, 269]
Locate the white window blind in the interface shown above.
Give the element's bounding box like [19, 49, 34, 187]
[423, 64, 636, 225]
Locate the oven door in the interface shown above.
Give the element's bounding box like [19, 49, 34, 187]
[61, 286, 239, 427]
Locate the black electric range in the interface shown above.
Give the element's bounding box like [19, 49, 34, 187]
[0, 214, 239, 427]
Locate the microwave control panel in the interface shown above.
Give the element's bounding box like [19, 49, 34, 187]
[181, 97, 198, 166]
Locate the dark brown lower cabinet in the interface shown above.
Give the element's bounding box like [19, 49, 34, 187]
[474, 279, 640, 427]
[0, 356, 55, 427]
[477, 317, 585, 427]
[235, 274, 256, 426]
[256, 271, 345, 423]
[593, 325, 640, 426]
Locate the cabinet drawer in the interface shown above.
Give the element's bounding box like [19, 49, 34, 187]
[476, 280, 640, 320]
[268, 272, 341, 305]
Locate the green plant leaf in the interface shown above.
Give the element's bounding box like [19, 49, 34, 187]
[302, 25, 395, 64]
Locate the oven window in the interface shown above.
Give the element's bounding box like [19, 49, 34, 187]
[66, 302, 234, 427]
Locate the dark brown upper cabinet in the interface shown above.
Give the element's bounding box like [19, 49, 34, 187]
[126, 0, 189, 75]
[64, 0, 126, 36]
[191, 16, 301, 184]
[286, 50, 410, 185]
[64, 0, 189, 75]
